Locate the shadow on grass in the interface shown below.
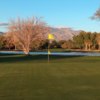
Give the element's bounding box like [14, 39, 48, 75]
[0, 54, 83, 63]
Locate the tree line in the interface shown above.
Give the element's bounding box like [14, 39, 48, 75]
[63, 31, 100, 50]
[1, 26, 100, 53]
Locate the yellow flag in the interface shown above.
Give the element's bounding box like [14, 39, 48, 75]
[48, 50, 51, 55]
[48, 34, 55, 40]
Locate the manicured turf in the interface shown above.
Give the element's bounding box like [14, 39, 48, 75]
[0, 54, 100, 100]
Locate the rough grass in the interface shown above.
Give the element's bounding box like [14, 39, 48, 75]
[0, 54, 100, 100]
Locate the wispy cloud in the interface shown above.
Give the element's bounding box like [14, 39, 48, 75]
[0, 23, 9, 26]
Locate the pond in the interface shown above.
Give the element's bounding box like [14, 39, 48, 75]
[0, 51, 100, 56]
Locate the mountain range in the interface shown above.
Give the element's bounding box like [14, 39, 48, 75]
[0, 27, 80, 41]
[50, 27, 80, 41]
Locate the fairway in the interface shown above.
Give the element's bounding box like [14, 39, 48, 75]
[0, 54, 100, 100]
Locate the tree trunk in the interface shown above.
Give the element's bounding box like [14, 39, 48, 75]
[15, 45, 17, 51]
[24, 49, 30, 55]
[89, 44, 91, 51]
[99, 44, 100, 50]
[85, 44, 88, 50]
[9, 47, 10, 51]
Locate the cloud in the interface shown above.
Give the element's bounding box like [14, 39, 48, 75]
[0, 23, 9, 26]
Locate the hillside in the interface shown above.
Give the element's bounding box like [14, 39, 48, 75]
[0, 27, 80, 41]
[50, 27, 80, 41]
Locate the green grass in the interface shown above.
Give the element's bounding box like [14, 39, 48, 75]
[0, 54, 100, 100]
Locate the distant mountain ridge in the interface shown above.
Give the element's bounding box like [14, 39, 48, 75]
[0, 32, 4, 34]
[0, 27, 80, 41]
[49, 27, 80, 41]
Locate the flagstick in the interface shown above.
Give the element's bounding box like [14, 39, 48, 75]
[48, 51, 50, 63]
[48, 33, 54, 63]
[48, 40, 50, 63]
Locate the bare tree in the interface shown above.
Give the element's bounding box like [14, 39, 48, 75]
[8, 17, 49, 54]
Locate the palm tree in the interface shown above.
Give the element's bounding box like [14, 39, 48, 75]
[84, 40, 92, 51]
[96, 34, 100, 50]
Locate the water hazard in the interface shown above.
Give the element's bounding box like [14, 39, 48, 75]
[0, 51, 100, 56]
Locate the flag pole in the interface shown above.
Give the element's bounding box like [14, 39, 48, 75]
[48, 33, 54, 63]
[48, 40, 50, 63]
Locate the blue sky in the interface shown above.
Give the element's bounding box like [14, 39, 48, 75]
[0, 0, 100, 32]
